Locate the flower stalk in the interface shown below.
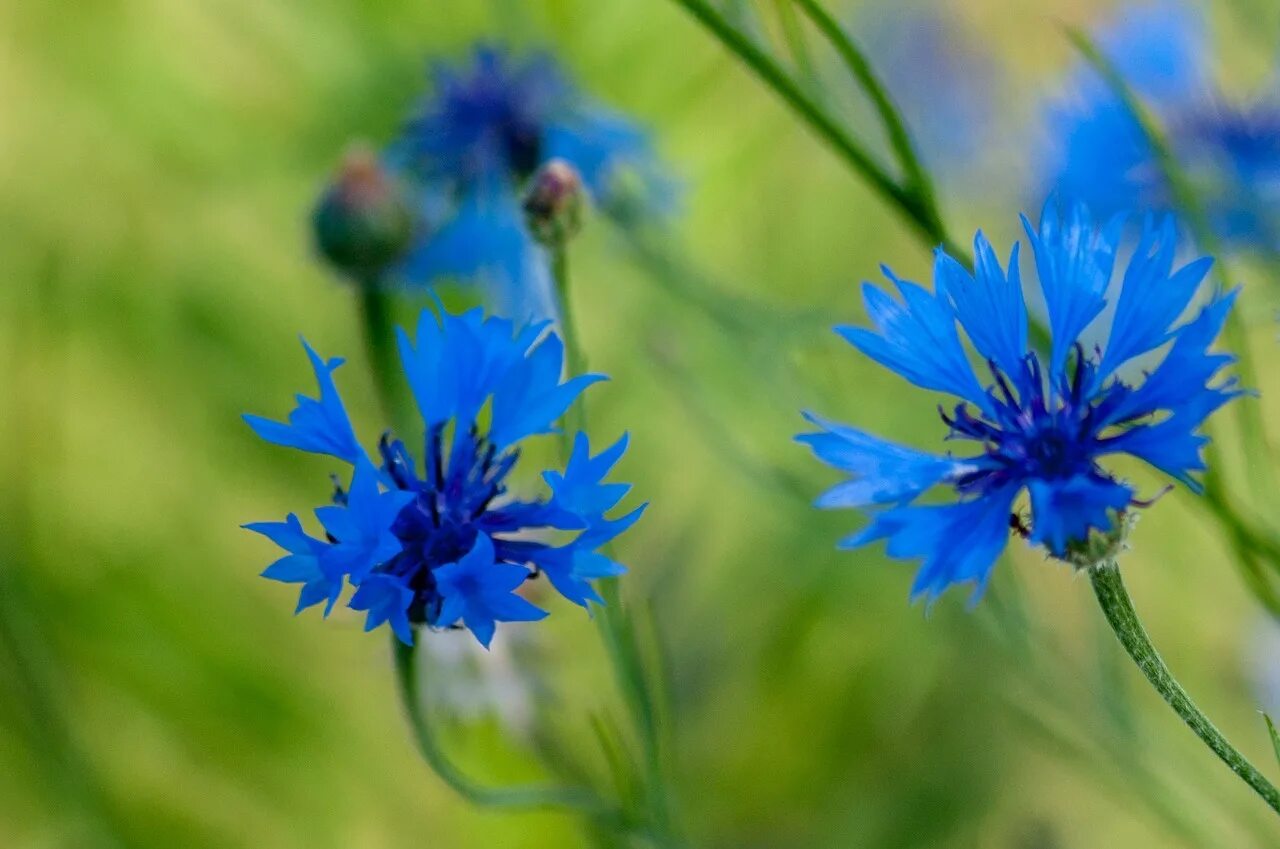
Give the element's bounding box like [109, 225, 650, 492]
[543, 197, 680, 846]
[1088, 562, 1280, 816]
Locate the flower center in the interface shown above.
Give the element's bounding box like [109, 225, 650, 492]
[374, 425, 516, 624]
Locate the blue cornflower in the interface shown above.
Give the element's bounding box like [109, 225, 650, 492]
[799, 200, 1243, 601]
[387, 45, 672, 320]
[1041, 1, 1280, 253]
[244, 307, 644, 647]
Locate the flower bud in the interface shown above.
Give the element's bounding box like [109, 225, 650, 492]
[312, 144, 417, 281]
[522, 159, 584, 246]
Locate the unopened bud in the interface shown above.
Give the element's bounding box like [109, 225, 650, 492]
[312, 144, 417, 281]
[522, 159, 584, 246]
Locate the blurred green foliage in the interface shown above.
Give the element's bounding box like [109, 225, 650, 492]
[2, 1, 1280, 847]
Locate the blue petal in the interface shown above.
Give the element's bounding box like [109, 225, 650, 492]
[400, 179, 559, 323]
[244, 340, 364, 464]
[850, 487, 1018, 602]
[433, 534, 547, 648]
[489, 332, 605, 449]
[1027, 474, 1133, 557]
[838, 271, 989, 412]
[797, 411, 975, 507]
[316, 460, 415, 582]
[1097, 216, 1211, 383]
[936, 234, 1027, 378]
[349, 574, 415, 645]
[544, 432, 632, 517]
[1022, 200, 1123, 383]
[1100, 289, 1239, 426]
[1104, 389, 1242, 491]
[247, 514, 344, 616]
[396, 309, 454, 428]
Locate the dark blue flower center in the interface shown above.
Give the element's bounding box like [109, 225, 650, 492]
[366, 425, 519, 624]
[943, 349, 1122, 496]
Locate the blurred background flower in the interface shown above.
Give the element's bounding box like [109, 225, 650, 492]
[369, 44, 675, 321]
[1039, 0, 1280, 255]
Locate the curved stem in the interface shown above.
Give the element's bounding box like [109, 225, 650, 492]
[1089, 563, 1280, 816]
[392, 636, 618, 816]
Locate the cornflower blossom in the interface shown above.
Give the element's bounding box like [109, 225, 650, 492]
[1042, 1, 1280, 253]
[388, 45, 673, 319]
[244, 307, 644, 646]
[800, 200, 1242, 600]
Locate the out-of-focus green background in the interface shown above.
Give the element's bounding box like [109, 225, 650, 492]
[4, 1, 1280, 846]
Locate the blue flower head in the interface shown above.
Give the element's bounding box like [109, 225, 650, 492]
[389, 45, 674, 319]
[245, 307, 644, 647]
[799, 200, 1243, 602]
[1041, 1, 1280, 253]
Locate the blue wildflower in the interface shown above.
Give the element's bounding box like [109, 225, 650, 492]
[1041, 1, 1280, 253]
[388, 45, 673, 319]
[244, 307, 644, 647]
[799, 200, 1243, 601]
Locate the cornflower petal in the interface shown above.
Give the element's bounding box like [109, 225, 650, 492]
[838, 272, 989, 413]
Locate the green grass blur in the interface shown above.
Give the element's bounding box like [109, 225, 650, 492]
[3, 1, 1280, 847]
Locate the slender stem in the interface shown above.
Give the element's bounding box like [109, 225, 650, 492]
[669, 0, 965, 258]
[356, 281, 406, 432]
[788, 0, 941, 226]
[392, 636, 618, 816]
[1089, 563, 1280, 816]
[549, 239, 679, 845]
[550, 247, 588, 445]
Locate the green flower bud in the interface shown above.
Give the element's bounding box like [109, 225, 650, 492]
[522, 159, 584, 247]
[312, 144, 417, 281]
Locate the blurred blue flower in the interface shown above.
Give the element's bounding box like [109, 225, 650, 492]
[858, 6, 998, 176]
[799, 200, 1242, 601]
[1041, 1, 1280, 253]
[384, 45, 673, 320]
[245, 307, 644, 647]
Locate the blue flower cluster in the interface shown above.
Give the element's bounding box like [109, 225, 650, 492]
[1042, 1, 1280, 252]
[382, 45, 672, 319]
[800, 201, 1242, 600]
[245, 308, 643, 646]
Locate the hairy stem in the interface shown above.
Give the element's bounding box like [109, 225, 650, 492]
[1089, 563, 1280, 816]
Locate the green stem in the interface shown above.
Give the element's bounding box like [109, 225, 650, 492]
[392, 636, 617, 816]
[1089, 563, 1280, 816]
[357, 281, 406, 432]
[788, 0, 942, 227]
[550, 247, 588, 444]
[669, 0, 964, 259]
[549, 240, 679, 845]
